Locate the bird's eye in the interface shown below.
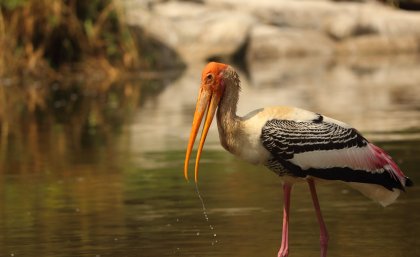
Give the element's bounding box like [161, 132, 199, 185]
[206, 73, 213, 82]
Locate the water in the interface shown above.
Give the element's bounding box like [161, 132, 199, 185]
[195, 183, 217, 245]
[1, 55, 420, 257]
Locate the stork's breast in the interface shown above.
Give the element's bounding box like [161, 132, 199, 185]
[237, 114, 272, 165]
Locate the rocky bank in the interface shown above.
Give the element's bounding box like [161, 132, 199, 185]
[124, 0, 420, 66]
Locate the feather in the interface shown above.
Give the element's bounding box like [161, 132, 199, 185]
[348, 182, 400, 207]
[260, 108, 412, 194]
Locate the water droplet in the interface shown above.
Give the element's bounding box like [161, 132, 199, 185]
[195, 183, 218, 245]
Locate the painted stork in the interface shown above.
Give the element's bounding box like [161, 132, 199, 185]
[184, 62, 412, 257]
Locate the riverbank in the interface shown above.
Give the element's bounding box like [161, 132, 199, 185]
[124, 0, 420, 65]
[2, 0, 420, 82]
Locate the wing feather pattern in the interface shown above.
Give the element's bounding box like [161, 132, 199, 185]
[261, 117, 412, 192]
[262, 119, 367, 159]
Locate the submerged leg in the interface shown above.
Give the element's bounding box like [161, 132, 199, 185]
[307, 178, 329, 257]
[278, 183, 292, 257]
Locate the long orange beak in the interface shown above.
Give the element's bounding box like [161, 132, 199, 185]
[184, 86, 221, 183]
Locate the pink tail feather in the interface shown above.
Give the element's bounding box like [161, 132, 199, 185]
[369, 143, 412, 188]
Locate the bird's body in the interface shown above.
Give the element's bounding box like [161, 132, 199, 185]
[219, 105, 408, 206]
[184, 62, 412, 257]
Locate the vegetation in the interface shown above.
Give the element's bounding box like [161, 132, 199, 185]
[0, 0, 141, 79]
[0, 0, 186, 155]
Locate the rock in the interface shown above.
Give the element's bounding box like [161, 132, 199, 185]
[324, 2, 420, 40]
[336, 35, 420, 54]
[124, 0, 420, 64]
[246, 56, 332, 90]
[247, 25, 335, 62]
[125, 1, 255, 62]
[207, 0, 344, 29]
[325, 13, 374, 40]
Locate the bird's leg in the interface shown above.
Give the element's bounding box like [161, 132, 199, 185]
[278, 183, 292, 257]
[307, 178, 329, 257]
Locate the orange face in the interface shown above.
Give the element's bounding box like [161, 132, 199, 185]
[184, 62, 228, 183]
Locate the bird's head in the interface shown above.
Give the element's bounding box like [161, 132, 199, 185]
[184, 62, 231, 183]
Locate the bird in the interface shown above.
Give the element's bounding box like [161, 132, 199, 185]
[183, 62, 412, 257]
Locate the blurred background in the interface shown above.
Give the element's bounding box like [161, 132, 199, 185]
[1, 0, 420, 256]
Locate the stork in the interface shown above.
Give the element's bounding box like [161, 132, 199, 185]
[184, 62, 412, 257]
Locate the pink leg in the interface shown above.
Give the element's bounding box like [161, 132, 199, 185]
[278, 183, 292, 257]
[307, 179, 329, 257]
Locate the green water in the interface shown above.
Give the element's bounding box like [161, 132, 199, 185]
[1, 56, 420, 257]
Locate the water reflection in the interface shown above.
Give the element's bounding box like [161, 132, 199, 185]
[0, 56, 420, 257]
